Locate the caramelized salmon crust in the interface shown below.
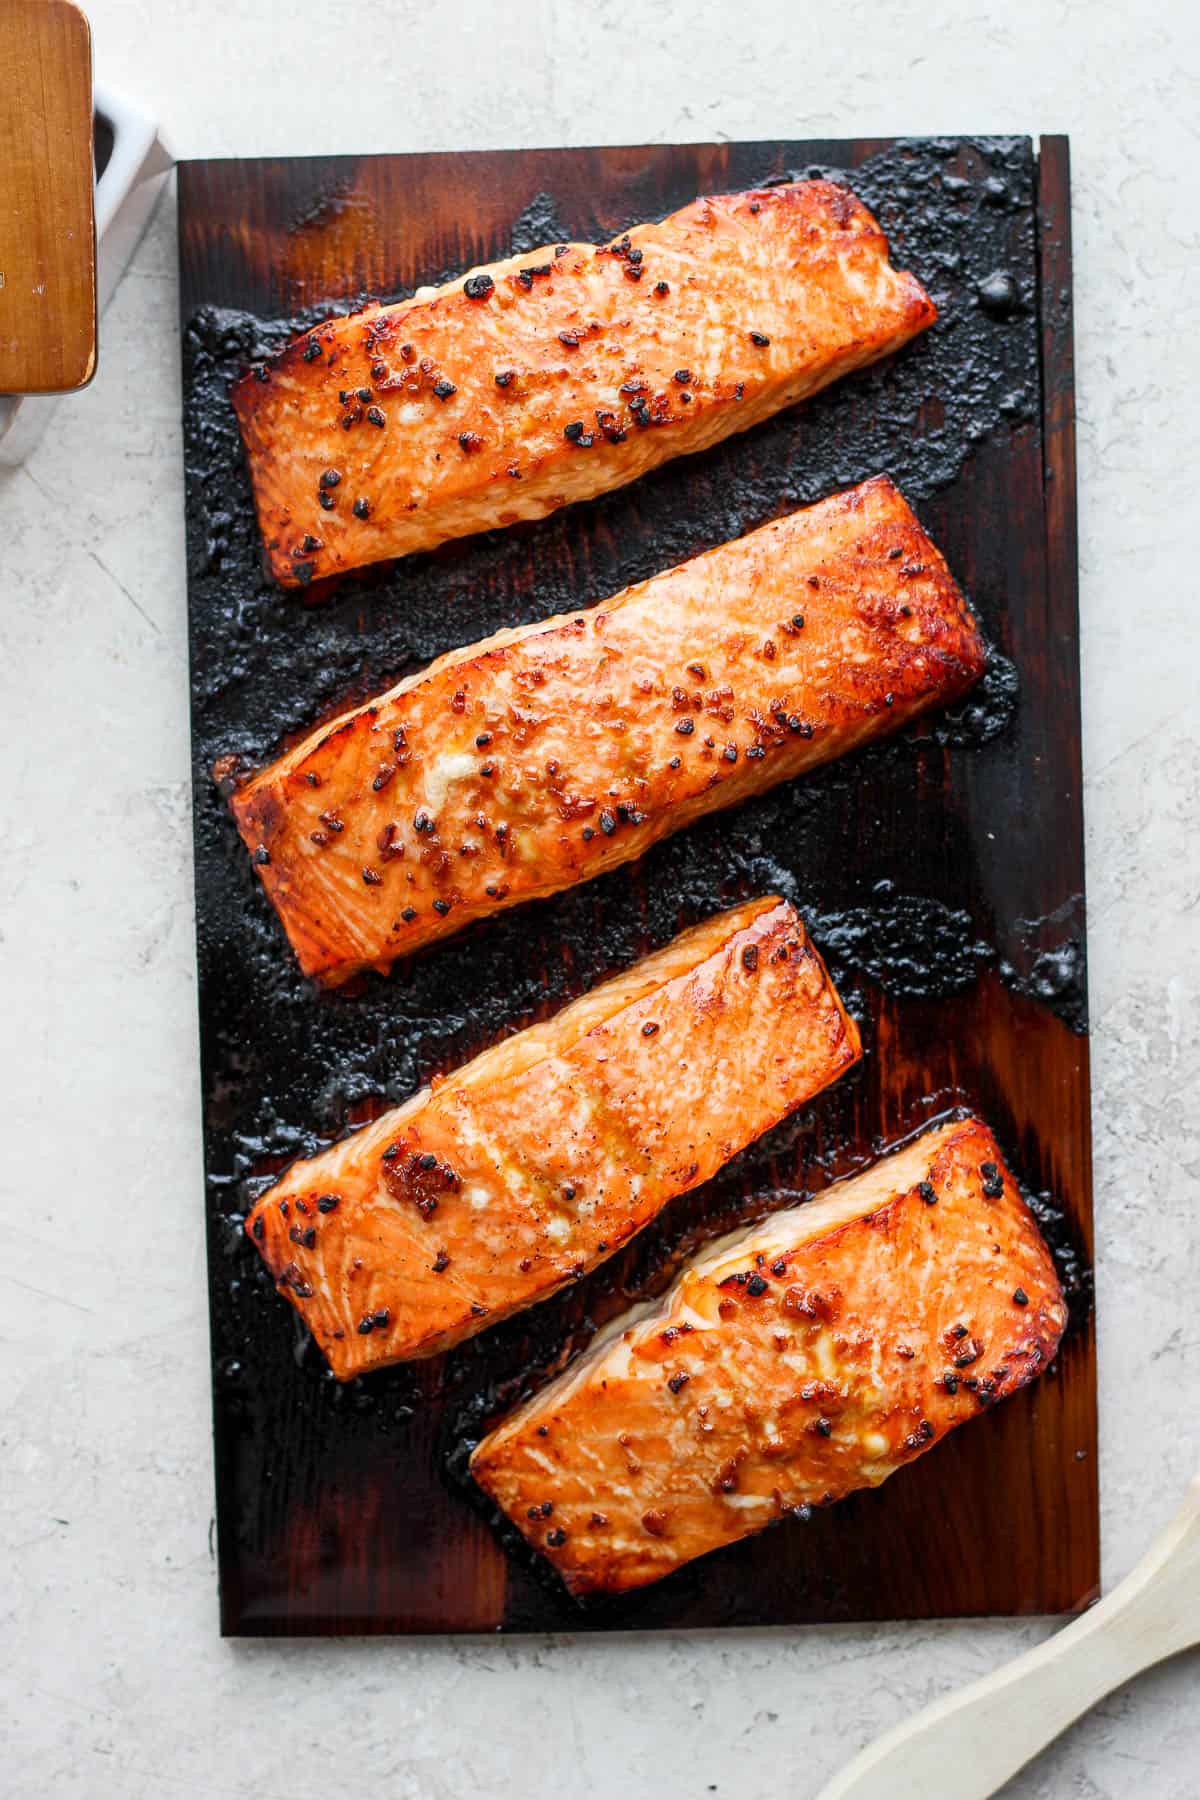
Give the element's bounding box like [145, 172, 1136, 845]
[231, 179, 936, 587]
[228, 475, 985, 984]
[245, 898, 860, 1376]
[470, 1118, 1067, 1596]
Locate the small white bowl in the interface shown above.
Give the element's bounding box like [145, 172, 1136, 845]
[0, 84, 172, 466]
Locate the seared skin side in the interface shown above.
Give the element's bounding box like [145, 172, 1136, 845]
[228, 475, 985, 984]
[471, 1119, 1067, 1596]
[231, 180, 935, 587]
[245, 898, 860, 1377]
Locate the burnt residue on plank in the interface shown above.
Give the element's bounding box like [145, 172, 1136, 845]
[178, 135, 1096, 1635]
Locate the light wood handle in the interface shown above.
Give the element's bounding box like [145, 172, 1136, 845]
[818, 1477, 1200, 1800]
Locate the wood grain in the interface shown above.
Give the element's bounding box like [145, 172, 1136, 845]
[820, 1474, 1200, 1800]
[177, 136, 1097, 1636]
[0, 0, 96, 395]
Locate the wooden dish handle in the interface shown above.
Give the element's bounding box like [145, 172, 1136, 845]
[818, 1477, 1200, 1800]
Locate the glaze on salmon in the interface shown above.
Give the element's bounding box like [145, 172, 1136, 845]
[471, 1119, 1067, 1596]
[228, 476, 985, 984]
[231, 181, 936, 587]
[245, 898, 860, 1376]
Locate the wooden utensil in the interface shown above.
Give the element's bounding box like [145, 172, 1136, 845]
[818, 1475, 1200, 1800]
[0, 0, 97, 394]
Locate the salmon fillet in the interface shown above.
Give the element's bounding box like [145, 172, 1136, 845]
[471, 1118, 1066, 1596]
[228, 475, 984, 984]
[245, 898, 860, 1376]
[231, 180, 936, 587]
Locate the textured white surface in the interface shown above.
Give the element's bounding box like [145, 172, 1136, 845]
[2, 2, 1198, 1796]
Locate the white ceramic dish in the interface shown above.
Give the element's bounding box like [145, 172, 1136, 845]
[0, 83, 172, 466]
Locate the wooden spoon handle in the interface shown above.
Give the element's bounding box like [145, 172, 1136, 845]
[818, 1478, 1200, 1800]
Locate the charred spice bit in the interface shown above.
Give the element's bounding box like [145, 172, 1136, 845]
[642, 1021, 659, 1037]
[319, 468, 341, 489]
[300, 533, 321, 553]
[654, 279, 669, 294]
[558, 330, 581, 348]
[413, 809, 436, 834]
[362, 867, 383, 885]
[980, 1161, 1005, 1198]
[399, 905, 417, 922]
[494, 369, 514, 387]
[432, 899, 451, 916]
[723, 744, 738, 763]
[675, 717, 695, 736]
[318, 492, 335, 511]
[302, 337, 322, 362]
[598, 810, 616, 835]
[433, 1250, 450, 1273]
[527, 1501, 554, 1519]
[458, 431, 483, 453]
[673, 369, 691, 384]
[667, 1372, 690, 1394]
[252, 845, 270, 866]
[365, 405, 386, 427]
[942, 1372, 959, 1394]
[470, 1302, 489, 1318]
[545, 1527, 567, 1547]
[464, 272, 494, 299]
[352, 497, 370, 519]
[1013, 1287, 1029, 1306]
[918, 1181, 937, 1206]
[563, 420, 586, 443]
[741, 944, 759, 972]
[771, 1258, 787, 1277]
[432, 379, 456, 399]
[814, 1417, 833, 1437]
[317, 1194, 339, 1213]
[746, 1274, 768, 1297]
[749, 330, 771, 347]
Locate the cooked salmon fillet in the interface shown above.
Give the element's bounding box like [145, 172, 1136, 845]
[245, 898, 860, 1376]
[231, 181, 936, 587]
[471, 1118, 1066, 1596]
[228, 475, 984, 984]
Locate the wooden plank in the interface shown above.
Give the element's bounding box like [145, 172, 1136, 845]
[177, 136, 1096, 1635]
[0, 0, 96, 395]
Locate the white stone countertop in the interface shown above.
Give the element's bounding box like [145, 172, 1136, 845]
[2, 2, 1198, 1796]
